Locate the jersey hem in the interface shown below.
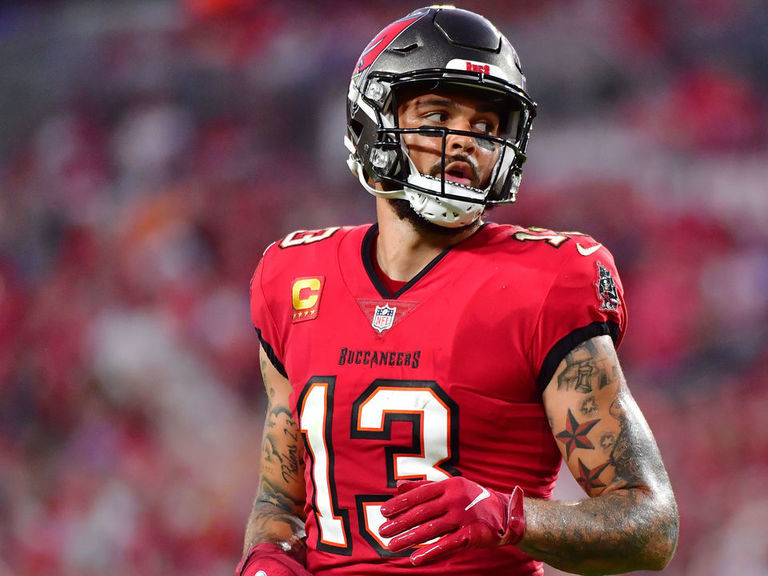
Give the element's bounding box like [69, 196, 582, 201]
[255, 327, 288, 378]
[536, 321, 621, 391]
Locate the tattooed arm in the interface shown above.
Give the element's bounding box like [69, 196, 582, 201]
[518, 335, 679, 575]
[242, 346, 308, 564]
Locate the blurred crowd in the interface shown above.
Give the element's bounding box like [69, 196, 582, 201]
[0, 1, 766, 575]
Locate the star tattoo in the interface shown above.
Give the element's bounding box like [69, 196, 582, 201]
[556, 409, 600, 460]
[575, 458, 610, 492]
[580, 396, 598, 417]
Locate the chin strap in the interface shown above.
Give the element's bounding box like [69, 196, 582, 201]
[345, 144, 484, 228]
[403, 172, 484, 227]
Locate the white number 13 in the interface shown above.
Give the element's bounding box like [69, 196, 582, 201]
[298, 378, 459, 556]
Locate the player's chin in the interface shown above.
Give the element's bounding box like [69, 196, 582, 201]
[388, 198, 480, 236]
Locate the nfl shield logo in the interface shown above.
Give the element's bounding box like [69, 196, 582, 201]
[372, 304, 397, 333]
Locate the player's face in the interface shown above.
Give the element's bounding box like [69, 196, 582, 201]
[397, 90, 502, 189]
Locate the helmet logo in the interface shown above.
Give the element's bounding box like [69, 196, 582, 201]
[355, 15, 421, 74]
[446, 59, 506, 80]
[465, 62, 490, 74]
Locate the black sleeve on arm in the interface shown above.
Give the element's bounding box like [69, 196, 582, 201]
[536, 321, 621, 392]
[255, 327, 288, 379]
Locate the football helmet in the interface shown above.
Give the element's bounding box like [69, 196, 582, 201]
[345, 6, 536, 227]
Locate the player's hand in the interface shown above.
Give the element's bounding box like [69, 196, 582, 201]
[236, 543, 313, 576]
[378, 477, 525, 566]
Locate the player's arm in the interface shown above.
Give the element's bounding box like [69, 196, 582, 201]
[519, 335, 679, 574]
[239, 346, 309, 573]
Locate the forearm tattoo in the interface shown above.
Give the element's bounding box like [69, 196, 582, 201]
[246, 493, 307, 563]
[243, 359, 307, 562]
[527, 337, 679, 573]
[263, 406, 302, 484]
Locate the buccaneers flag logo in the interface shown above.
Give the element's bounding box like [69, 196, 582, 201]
[354, 12, 423, 74]
[595, 262, 619, 311]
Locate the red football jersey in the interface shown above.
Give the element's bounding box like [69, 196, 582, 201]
[250, 222, 627, 576]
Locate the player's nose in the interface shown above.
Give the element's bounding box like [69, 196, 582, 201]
[445, 122, 476, 151]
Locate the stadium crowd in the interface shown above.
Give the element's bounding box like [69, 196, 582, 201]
[0, 1, 766, 575]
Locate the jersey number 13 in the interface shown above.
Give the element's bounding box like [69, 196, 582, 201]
[298, 377, 460, 556]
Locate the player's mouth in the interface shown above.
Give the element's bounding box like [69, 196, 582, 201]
[443, 161, 475, 186]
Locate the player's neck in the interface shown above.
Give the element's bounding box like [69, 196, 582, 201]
[374, 198, 481, 282]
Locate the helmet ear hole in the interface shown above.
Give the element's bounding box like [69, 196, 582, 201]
[370, 148, 396, 173]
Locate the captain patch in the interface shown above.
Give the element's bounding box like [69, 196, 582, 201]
[291, 276, 324, 322]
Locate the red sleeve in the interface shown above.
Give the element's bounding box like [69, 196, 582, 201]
[250, 242, 288, 377]
[530, 242, 627, 391]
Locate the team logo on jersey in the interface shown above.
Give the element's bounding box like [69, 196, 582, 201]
[372, 304, 397, 333]
[595, 262, 619, 311]
[291, 276, 324, 323]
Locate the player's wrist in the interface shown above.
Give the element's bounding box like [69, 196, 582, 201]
[498, 485, 526, 546]
[236, 542, 312, 576]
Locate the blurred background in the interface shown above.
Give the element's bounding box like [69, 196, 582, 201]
[0, 1, 767, 575]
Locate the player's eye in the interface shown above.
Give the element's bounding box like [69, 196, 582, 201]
[423, 111, 448, 124]
[473, 119, 497, 134]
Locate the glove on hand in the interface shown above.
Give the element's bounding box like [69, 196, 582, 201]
[379, 477, 525, 566]
[236, 543, 313, 576]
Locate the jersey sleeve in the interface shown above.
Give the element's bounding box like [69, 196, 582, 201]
[250, 242, 288, 378]
[531, 242, 627, 391]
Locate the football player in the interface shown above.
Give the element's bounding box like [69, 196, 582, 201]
[237, 6, 679, 576]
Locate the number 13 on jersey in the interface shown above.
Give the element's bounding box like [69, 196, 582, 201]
[298, 377, 460, 555]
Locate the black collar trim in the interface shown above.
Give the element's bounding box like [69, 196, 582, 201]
[361, 222, 487, 299]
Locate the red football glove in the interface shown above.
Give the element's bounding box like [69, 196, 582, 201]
[236, 543, 313, 576]
[379, 477, 525, 566]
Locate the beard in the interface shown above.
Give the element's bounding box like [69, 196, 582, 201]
[388, 198, 480, 237]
